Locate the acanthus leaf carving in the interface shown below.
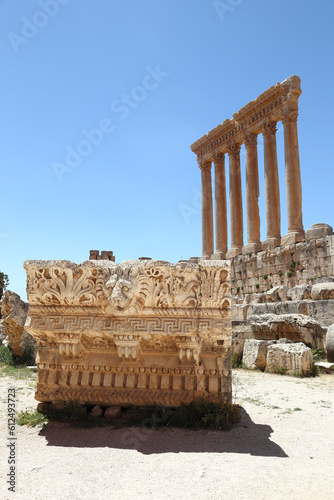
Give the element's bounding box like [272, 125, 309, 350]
[25, 264, 110, 307]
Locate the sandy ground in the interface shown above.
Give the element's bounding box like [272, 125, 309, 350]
[0, 369, 333, 500]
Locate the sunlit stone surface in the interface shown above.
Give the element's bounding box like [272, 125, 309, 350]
[24, 259, 232, 407]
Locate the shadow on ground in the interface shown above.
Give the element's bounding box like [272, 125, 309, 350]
[39, 408, 288, 457]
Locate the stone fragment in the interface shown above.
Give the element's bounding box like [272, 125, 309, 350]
[104, 407, 122, 419]
[325, 324, 334, 363]
[0, 290, 36, 357]
[287, 284, 312, 301]
[264, 286, 283, 303]
[24, 258, 232, 407]
[231, 303, 248, 321]
[232, 325, 252, 356]
[305, 223, 333, 240]
[277, 286, 288, 302]
[243, 339, 268, 370]
[305, 300, 334, 327]
[313, 277, 334, 284]
[315, 361, 334, 373]
[266, 343, 313, 374]
[311, 283, 334, 300]
[91, 405, 103, 418]
[249, 313, 325, 349]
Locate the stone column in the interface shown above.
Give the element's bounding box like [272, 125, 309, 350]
[199, 160, 214, 259]
[281, 110, 305, 245]
[262, 121, 281, 250]
[213, 153, 227, 259]
[243, 133, 261, 254]
[226, 143, 243, 259]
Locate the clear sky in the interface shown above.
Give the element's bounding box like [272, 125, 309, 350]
[1, 0, 334, 300]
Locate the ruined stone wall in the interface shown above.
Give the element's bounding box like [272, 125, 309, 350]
[231, 234, 334, 298]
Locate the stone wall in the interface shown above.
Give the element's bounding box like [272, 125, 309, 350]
[230, 232, 334, 298]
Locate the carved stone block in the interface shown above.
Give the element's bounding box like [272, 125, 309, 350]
[24, 259, 232, 407]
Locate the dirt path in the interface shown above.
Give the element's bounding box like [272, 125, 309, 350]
[1, 369, 333, 500]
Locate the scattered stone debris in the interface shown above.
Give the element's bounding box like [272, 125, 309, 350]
[0, 290, 37, 358]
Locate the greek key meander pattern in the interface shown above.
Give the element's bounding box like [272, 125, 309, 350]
[29, 315, 229, 334]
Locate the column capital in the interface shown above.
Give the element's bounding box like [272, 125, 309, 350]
[281, 110, 299, 124]
[226, 142, 241, 156]
[198, 159, 211, 172]
[262, 120, 277, 135]
[213, 152, 225, 165]
[244, 133, 258, 147]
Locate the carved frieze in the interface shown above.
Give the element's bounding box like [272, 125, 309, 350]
[191, 75, 301, 162]
[24, 259, 232, 406]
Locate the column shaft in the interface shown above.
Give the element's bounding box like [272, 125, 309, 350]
[214, 153, 227, 258]
[226, 143, 243, 259]
[199, 160, 214, 258]
[243, 133, 261, 254]
[281, 111, 305, 245]
[262, 122, 281, 250]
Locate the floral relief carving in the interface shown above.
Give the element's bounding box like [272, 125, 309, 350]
[24, 259, 232, 407]
[25, 264, 109, 306]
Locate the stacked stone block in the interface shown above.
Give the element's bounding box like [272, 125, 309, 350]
[89, 250, 115, 262]
[230, 233, 334, 297]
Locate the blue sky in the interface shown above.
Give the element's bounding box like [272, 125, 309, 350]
[0, 0, 333, 300]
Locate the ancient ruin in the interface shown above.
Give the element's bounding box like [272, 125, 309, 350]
[24, 259, 232, 407]
[191, 75, 305, 258]
[21, 75, 334, 410]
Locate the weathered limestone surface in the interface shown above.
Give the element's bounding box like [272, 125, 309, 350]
[305, 223, 333, 240]
[0, 290, 36, 356]
[326, 325, 334, 363]
[286, 284, 311, 301]
[249, 313, 325, 349]
[24, 259, 232, 407]
[265, 343, 313, 373]
[230, 234, 334, 297]
[311, 283, 334, 300]
[231, 271, 334, 356]
[238, 298, 334, 328]
[243, 339, 269, 370]
[232, 324, 252, 357]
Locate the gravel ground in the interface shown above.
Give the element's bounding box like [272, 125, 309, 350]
[1, 369, 333, 500]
